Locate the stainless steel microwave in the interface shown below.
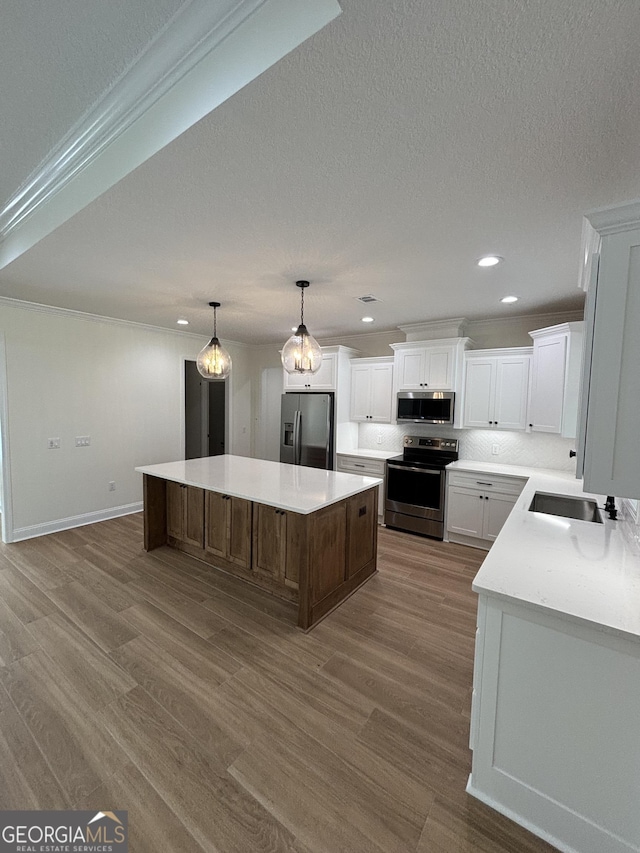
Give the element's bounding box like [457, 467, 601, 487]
[396, 391, 455, 424]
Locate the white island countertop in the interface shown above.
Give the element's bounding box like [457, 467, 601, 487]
[470, 467, 640, 642]
[136, 455, 382, 515]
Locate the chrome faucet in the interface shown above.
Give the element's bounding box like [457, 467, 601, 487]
[604, 496, 618, 520]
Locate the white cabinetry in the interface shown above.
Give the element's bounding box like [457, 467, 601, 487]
[336, 454, 386, 521]
[391, 338, 471, 392]
[469, 594, 640, 853]
[528, 323, 583, 438]
[463, 349, 531, 430]
[446, 470, 526, 549]
[579, 202, 640, 500]
[350, 358, 393, 423]
[283, 351, 337, 391]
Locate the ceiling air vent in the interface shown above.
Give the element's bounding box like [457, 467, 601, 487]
[356, 295, 380, 304]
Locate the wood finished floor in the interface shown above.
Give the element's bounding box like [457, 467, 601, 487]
[0, 515, 557, 853]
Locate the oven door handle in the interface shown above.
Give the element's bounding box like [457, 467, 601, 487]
[387, 463, 442, 475]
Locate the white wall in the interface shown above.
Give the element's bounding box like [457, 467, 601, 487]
[0, 301, 253, 540]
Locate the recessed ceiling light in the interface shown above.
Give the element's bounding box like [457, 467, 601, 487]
[361, 316, 374, 323]
[177, 319, 189, 325]
[477, 255, 503, 267]
[500, 296, 518, 304]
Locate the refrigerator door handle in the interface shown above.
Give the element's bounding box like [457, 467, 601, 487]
[294, 409, 302, 465]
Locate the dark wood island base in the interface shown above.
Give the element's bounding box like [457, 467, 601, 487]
[142, 474, 378, 630]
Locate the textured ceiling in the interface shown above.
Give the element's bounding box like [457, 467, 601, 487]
[3, 0, 640, 343]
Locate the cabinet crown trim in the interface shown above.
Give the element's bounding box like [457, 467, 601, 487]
[464, 346, 533, 359]
[528, 321, 584, 340]
[390, 337, 473, 351]
[586, 199, 640, 234]
[350, 356, 393, 365]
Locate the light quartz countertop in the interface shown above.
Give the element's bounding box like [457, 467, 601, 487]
[447, 459, 577, 480]
[337, 449, 400, 460]
[136, 455, 382, 515]
[468, 465, 640, 642]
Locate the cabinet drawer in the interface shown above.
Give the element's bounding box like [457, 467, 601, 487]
[336, 455, 386, 477]
[448, 470, 527, 496]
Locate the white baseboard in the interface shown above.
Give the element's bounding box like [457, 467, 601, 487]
[9, 502, 143, 542]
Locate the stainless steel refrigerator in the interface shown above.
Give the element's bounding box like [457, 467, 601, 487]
[280, 393, 334, 469]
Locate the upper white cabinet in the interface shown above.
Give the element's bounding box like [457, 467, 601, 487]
[463, 348, 531, 431]
[579, 201, 640, 499]
[283, 352, 337, 391]
[391, 338, 471, 391]
[528, 322, 584, 438]
[350, 358, 393, 422]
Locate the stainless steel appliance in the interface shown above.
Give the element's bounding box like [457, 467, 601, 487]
[385, 435, 458, 538]
[397, 391, 455, 424]
[280, 392, 334, 469]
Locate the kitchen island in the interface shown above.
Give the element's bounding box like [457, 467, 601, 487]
[135, 455, 381, 630]
[467, 469, 640, 853]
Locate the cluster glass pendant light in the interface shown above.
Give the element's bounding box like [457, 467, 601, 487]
[196, 301, 232, 380]
[281, 280, 322, 375]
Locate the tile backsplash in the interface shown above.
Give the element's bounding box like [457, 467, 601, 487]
[358, 423, 577, 472]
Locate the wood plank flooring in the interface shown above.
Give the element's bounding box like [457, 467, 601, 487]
[0, 515, 556, 852]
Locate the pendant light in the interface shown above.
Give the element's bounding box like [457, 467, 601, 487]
[196, 302, 232, 379]
[281, 280, 323, 375]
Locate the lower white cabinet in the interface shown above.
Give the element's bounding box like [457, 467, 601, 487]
[469, 594, 640, 853]
[336, 454, 386, 522]
[446, 470, 526, 549]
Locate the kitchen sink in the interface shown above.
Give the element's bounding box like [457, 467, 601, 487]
[528, 492, 604, 523]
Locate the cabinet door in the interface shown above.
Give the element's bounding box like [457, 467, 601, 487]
[283, 353, 337, 391]
[309, 353, 337, 390]
[425, 346, 454, 389]
[252, 503, 286, 581]
[205, 491, 228, 559]
[228, 497, 252, 568]
[463, 359, 495, 428]
[483, 492, 517, 541]
[283, 371, 308, 390]
[447, 486, 485, 538]
[494, 356, 530, 430]
[346, 490, 376, 577]
[397, 349, 426, 390]
[166, 481, 184, 540]
[530, 334, 566, 433]
[582, 226, 640, 498]
[369, 363, 394, 422]
[183, 486, 205, 548]
[350, 364, 372, 421]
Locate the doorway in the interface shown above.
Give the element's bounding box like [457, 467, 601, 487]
[184, 360, 227, 459]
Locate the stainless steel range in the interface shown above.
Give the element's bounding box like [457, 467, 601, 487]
[384, 435, 459, 539]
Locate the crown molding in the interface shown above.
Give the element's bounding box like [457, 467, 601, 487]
[466, 309, 584, 332]
[0, 294, 250, 346]
[0, 0, 341, 267]
[586, 199, 640, 235]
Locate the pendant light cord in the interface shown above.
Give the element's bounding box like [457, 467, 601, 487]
[300, 286, 304, 327]
[213, 305, 217, 338]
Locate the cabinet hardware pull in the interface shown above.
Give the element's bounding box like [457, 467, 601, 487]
[479, 495, 483, 499]
[485, 496, 489, 500]
[355, 463, 365, 468]
[476, 481, 493, 486]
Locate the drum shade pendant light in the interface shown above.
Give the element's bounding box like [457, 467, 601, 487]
[281, 280, 322, 375]
[196, 302, 232, 379]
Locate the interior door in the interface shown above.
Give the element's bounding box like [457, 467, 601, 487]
[185, 360, 226, 458]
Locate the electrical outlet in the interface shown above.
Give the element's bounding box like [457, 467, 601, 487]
[492, 443, 500, 455]
[108, 481, 116, 492]
[47, 437, 61, 449]
[376, 434, 383, 445]
[75, 436, 91, 447]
